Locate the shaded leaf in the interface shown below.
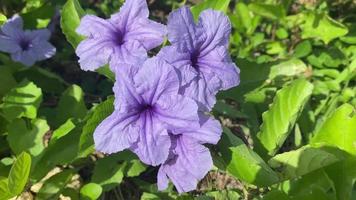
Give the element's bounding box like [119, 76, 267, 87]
[37, 169, 74, 200]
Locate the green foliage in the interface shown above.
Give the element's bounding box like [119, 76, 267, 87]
[61, 0, 85, 48]
[191, 0, 230, 20]
[80, 183, 103, 200]
[257, 79, 314, 156]
[8, 152, 31, 196]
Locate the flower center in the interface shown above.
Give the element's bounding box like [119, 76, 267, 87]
[190, 52, 199, 69]
[19, 39, 32, 51]
[113, 30, 124, 45]
[139, 104, 154, 113]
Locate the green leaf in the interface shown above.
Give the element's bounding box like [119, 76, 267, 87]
[217, 127, 279, 187]
[0, 67, 17, 97]
[0, 14, 6, 25]
[7, 118, 49, 157]
[61, 0, 85, 48]
[268, 59, 308, 80]
[80, 183, 102, 200]
[79, 96, 114, 157]
[268, 145, 344, 181]
[293, 40, 312, 58]
[301, 13, 348, 44]
[213, 101, 248, 119]
[0, 80, 42, 121]
[55, 84, 87, 127]
[257, 79, 313, 156]
[125, 159, 147, 177]
[8, 152, 31, 195]
[311, 104, 356, 155]
[37, 169, 74, 200]
[248, 3, 286, 20]
[21, 4, 55, 29]
[191, 0, 231, 20]
[0, 178, 12, 200]
[91, 153, 126, 191]
[50, 119, 76, 144]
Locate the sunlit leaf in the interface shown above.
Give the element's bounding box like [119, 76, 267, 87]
[8, 152, 31, 195]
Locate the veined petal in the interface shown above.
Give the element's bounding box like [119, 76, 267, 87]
[131, 113, 171, 166]
[134, 57, 180, 104]
[0, 35, 20, 53]
[154, 94, 200, 129]
[1, 15, 23, 38]
[199, 46, 240, 90]
[94, 110, 141, 154]
[125, 17, 166, 50]
[109, 40, 147, 68]
[158, 136, 213, 193]
[198, 9, 231, 56]
[32, 41, 56, 60]
[11, 50, 37, 66]
[157, 46, 197, 85]
[110, 0, 149, 29]
[76, 15, 116, 38]
[179, 73, 221, 110]
[167, 6, 201, 52]
[75, 38, 114, 71]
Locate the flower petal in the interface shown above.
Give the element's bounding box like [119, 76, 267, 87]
[75, 38, 114, 71]
[11, 50, 37, 66]
[158, 136, 213, 193]
[32, 41, 56, 60]
[199, 46, 240, 90]
[155, 94, 200, 129]
[131, 113, 171, 166]
[198, 9, 231, 55]
[76, 15, 116, 38]
[109, 40, 147, 68]
[134, 57, 180, 104]
[157, 46, 197, 85]
[94, 110, 140, 154]
[124, 17, 166, 50]
[110, 0, 149, 29]
[0, 35, 20, 53]
[179, 73, 221, 110]
[167, 6, 203, 52]
[1, 15, 23, 38]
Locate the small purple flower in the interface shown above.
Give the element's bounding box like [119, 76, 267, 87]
[0, 15, 56, 66]
[158, 7, 240, 109]
[158, 116, 222, 193]
[76, 0, 166, 71]
[93, 57, 201, 166]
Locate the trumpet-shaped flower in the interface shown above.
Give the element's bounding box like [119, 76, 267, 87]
[158, 116, 222, 193]
[158, 7, 240, 109]
[93, 57, 201, 166]
[0, 15, 56, 66]
[76, 0, 166, 71]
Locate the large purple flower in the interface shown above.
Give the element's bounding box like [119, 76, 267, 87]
[0, 15, 56, 66]
[158, 116, 222, 193]
[76, 0, 166, 71]
[158, 7, 240, 109]
[93, 57, 201, 166]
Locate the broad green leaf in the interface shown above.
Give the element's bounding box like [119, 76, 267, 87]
[96, 66, 115, 82]
[50, 119, 76, 144]
[248, 3, 286, 20]
[79, 96, 114, 157]
[7, 118, 49, 157]
[37, 169, 74, 200]
[21, 4, 55, 29]
[61, 0, 85, 48]
[293, 40, 312, 58]
[311, 104, 356, 155]
[55, 84, 87, 127]
[80, 183, 102, 200]
[91, 153, 126, 191]
[125, 159, 147, 177]
[268, 59, 308, 80]
[257, 79, 313, 156]
[217, 127, 279, 186]
[191, 0, 231, 20]
[213, 101, 247, 119]
[8, 152, 31, 195]
[0, 81, 42, 121]
[0, 14, 6, 25]
[0, 67, 17, 97]
[206, 190, 242, 200]
[268, 145, 344, 180]
[0, 178, 12, 200]
[301, 13, 348, 44]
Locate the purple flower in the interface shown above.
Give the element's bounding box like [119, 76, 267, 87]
[93, 57, 201, 166]
[0, 15, 56, 66]
[76, 0, 166, 71]
[158, 7, 240, 109]
[158, 116, 222, 193]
